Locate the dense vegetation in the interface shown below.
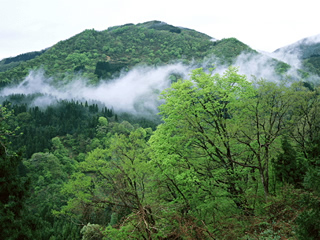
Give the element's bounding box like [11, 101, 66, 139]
[1, 67, 320, 239]
[0, 21, 255, 87]
[2, 21, 320, 239]
[303, 54, 320, 76]
[0, 49, 47, 73]
[1, 95, 160, 158]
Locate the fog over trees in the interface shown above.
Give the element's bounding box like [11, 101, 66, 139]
[1, 21, 320, 239]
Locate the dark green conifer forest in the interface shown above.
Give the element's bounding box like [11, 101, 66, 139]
[1, 21, 320, 239]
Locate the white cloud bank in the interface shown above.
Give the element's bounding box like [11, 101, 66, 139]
[1, 52, 320, 115]
[0, 63, 191, 114]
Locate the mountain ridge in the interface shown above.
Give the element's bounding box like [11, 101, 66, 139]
[1, 20, 319, 87]
[0, 20, 253, 86]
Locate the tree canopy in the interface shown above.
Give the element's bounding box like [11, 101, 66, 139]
[1, 67, 320, 239]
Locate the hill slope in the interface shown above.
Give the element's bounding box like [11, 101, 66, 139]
[273, 34, 320, 76]
[0, 21, 253, 86]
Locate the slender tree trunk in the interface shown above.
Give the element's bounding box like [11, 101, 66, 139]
[259, 167, 269, 200]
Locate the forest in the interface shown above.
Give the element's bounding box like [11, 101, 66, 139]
[1, 66, 320, 239]
[1, 20, 320, 239]
[0, 21, 265, 88]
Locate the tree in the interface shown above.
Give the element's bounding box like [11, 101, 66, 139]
[235, 79, 298, 198]
[288, 84, 320, 239]
[0, 146, 34, 239]
[58, 127, 155, 239]
[272, 136, 305, 187]
[149, 67, 302, 226]
[149, 67, 257, 221]
[289, 85, 320, 161]
[0, 105, 19, 152]
[0, 105, 33, 239]
[23, 152, 80, 239]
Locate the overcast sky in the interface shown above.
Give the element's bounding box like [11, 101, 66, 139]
[0, 0, 319, 60]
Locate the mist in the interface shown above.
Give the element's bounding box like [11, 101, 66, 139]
[266, 49, 302, 69]
[1, 50, 319, 115]
[0, 63, 192, 114]
[265, 33, 320, 70]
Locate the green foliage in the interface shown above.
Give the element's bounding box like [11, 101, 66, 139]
[274, 61, 291, 75]
[0, 104, 20, 148]
[3, 66, 320, 238]
[209, 37, 254, 64]
[56, 126, 154, 239]
[295, 193, 320, 239]
[0, 49, 46, 72]
[81, 223, 104, 240]
[149, 67, 257, 226]
[0, 105, 35, 239]
[303, 55, 320, 76]
[3, 97, 113, 157]
[0, 147, 34, 239]
[273, 136, 306, 187]
[0, 21, 253, 86]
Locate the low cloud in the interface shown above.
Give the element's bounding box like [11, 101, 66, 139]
[1, 51, 319, 115]
[233, 53, 280, 80]
[266, 49, 302, 69]
[266, 33, 320, 70]
[0, 63, 191, 114]
[300, 33, 320, 45]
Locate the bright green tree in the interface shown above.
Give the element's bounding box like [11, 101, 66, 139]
[234, 79, 299, 198]
[58, 126, 155, 239]
[149, 67, 256, 224]
[149, 68, 301, 222]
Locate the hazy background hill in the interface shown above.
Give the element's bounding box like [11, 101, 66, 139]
[272, 34, 320, 76]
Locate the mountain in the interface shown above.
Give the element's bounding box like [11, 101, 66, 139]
[273, 34, 320, 76]
[0, 21, 253, 87]
[2, 20, 317, 88]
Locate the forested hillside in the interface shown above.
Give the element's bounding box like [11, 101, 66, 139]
[273, 34, 320, 76]
[1, 68, 320, 239]
[0, 21, 253, 87]
[1, 21, 320, 239]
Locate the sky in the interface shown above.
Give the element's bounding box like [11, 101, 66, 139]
[0, 0, 319, 60]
